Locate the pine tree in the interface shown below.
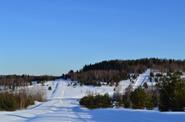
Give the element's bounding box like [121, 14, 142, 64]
[158, 72, 185, 111]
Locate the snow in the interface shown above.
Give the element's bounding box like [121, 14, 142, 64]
[88, 108, 185, 122]
[0, 79, 184, 122]
[116, 79, 131, 94]
[181, 73, 185, 80]
[132, 69, 151, 89]
[116, 69, 155, 93]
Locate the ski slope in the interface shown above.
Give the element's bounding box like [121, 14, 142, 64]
[117, 69, 153, 93]
[132, 69, 151, 89]
[0, 79, 184, 122]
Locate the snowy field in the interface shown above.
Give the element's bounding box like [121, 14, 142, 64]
[0, 79, 184, 122]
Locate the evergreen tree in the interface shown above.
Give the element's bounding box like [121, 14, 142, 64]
[130, 87, 146, 109]
[158, 73, 185, 111]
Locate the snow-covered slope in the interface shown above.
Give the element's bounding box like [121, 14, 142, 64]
[133, 69, 151, 89]
[117, 69, 154, 93]
[116, 79, 131, 94]
[0, 79, 184, 122]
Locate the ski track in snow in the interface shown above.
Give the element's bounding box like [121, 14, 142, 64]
[0, 79, 184, 122]
[0, 80, 92, 122]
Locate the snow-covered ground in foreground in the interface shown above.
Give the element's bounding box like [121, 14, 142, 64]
[0, 79, 184, 122]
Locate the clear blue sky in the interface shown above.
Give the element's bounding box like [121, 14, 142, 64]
[0, 0, 185, 75]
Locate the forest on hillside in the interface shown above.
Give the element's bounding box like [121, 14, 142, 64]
[67, 58, 185, 85]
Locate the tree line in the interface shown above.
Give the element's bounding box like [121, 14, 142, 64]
[0, 75, 58, 90]
[67, 58, 185, 85]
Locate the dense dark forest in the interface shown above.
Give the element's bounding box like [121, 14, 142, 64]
[68, 58, 185, 85]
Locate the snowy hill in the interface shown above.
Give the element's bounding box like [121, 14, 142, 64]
[0, 79, 184, 122]
[117, 69, 157, 94]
